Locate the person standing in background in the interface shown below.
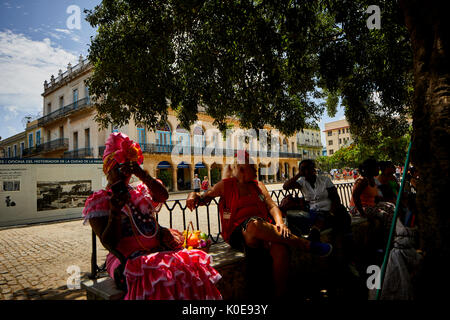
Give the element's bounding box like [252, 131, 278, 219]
[201, 176, 210, 192]
[193, 174, 201, 192]
[395, 166, 401, 181]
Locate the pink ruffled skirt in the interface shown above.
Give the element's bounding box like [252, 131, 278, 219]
[107, 249, 222, 300]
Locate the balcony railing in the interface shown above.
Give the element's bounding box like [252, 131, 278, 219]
[38, 97, 91, 126]
[22, 138, 69, 157]
[44, 58, 90, 90]
[139, 143, 302, 159]
[63, 147, 93, 159]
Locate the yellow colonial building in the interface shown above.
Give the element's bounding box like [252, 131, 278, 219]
[296, 127, 323, 160]
[323, 119, 354, 156]
[1, 56, 306, 191]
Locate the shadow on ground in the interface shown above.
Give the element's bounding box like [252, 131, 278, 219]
[8, 273, 93, 300]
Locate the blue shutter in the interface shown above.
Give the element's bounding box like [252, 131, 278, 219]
[137, 128, 146, 145]
[36, 131, 41, 146]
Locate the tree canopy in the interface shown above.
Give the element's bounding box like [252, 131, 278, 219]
[316, 130, 411, 171]
[86, 0, 412, 141]
[85, 0, 450, 299]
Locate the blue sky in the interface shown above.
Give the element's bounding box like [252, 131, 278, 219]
[0, 0, 100, 141]
[0, 0, 344, 146]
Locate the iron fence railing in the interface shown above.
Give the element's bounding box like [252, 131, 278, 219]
[88, 182, 355, 278]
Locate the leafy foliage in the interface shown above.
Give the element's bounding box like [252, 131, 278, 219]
[316, 130, 410, 171]
[157, 169, 173, 190]
[86, 0, 413, 141]
[320, 1, 413, 144]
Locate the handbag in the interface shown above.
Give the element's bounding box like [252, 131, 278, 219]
[278, 194, 308, 216]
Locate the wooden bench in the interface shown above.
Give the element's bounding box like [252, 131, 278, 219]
[81, 240, 246, 300]
[82, 277, 125, 300]
[82, 217, 369, 300]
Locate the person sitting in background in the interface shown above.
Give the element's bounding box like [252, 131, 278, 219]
[395, 166, 401, 181]
[376, 161, 399, 204]
[405, 166, 419, 194]
[349, 159, 395, 250]
[186, 151, 333, 299]
[403, 166, 419, 227]
[83, 132, 222, 300]
[352, 168, 358, 180]
[283, 159, 351, 242]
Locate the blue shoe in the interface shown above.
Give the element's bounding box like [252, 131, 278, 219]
[310, 242, 333, 257]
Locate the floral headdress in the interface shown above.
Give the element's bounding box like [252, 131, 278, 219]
[102, 132, 144, 175]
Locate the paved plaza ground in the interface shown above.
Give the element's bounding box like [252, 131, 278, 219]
[0, 179, 354, 300]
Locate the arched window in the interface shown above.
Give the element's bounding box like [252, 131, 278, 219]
[176, 125, 190, 147]
[283, 139, 288, 152]
[156, 122, 172, 152]
[193, 126, 205, 153]
[137, 126, 146, 146]
[193, 126, 203, 136]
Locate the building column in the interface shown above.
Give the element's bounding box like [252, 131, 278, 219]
[172, 166, 178, 192]
[206, 163, 211, 186]
[190, 165, 195, 190]
[264, 165, 268, 183]
[279, 161, 284, 181]
[66, 118, 71, 150]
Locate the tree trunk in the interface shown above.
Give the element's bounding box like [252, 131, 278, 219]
[399, 0, 450, 299]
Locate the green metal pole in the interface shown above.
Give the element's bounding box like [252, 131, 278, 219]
[375, 141, 412, 300]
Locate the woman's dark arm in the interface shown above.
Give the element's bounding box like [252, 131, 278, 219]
[140, 170, 169, 203]
[283, 172, 302, 190]
[89, 207, 122, 252]
[186, 180, 225, 211]
[126, 162, 169, 203]
[352, 178, 368, 217]
[88, 189, 130, 252]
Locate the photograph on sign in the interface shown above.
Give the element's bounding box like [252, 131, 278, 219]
[36, 180, 92, 211]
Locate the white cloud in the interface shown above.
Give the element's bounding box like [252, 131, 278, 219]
[7, 126, 18, 136]
[54, 28, 72, 35]
[48, 32, 62, 40]
[71, 35, 81, 43]
[0, 30, 77, 137]
[3, 105, 19, 121]
[53, 28, 82, 43]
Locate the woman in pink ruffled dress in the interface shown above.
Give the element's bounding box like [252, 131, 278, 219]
[83, 132, 222, 300]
